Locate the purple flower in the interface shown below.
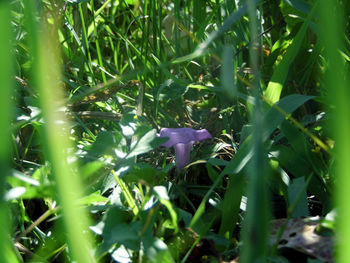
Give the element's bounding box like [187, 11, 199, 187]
[158, 128, 212, 170]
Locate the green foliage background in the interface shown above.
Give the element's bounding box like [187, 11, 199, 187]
[0, 0, 349, 262]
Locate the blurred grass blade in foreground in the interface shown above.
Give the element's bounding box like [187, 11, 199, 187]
[29, 12, 95, 263]
[0, 2, 21, 262]
[318, 1, 350, 262]
[241, 0, 270, 262]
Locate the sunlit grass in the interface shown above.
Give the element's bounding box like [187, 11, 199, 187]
[0, 2, 21, 262]
[35, 22, 95, 263]
[318, 1, 350, 262]
[23, 4, 95, 262]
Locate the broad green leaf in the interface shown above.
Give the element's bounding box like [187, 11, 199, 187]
[280, 0, 314, 31]
[6, 169, 54, 199]
[156, 79, 188, 101]
[270, 145, 311, 177]
[264, 94, 314, 139]
[87, 131, 125, 159]
[279, 119, 328, 176]
[270, 144, 330, 211]
[98, 206, 138, 252]
[283, 0, 312, 14]
[221, 45, 237, 99]
[288, 176, 309, 217]
[5, 187, 26, 201]
[277, 120, 330, 209]
[206, 163, 221, 183]
[110, 245, 132, 263]
[280, 120, 308, 156]
[80, 161, 105, 182]
[153, 186, 170, 201]
[264, 5, 316, 103]
[128, 129, 167, 158]
[119, 113, 138, 138]
[142, 236, 175, 263]
[124, 163, 167, 186]
[77, 191, 109, 206]
[10, 170, 40, 186]
[178, 209, 192, 227]
[219, 173, 244, 239]
[107, 222, 142, 251]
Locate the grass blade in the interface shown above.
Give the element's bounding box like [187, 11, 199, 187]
[112, 170, 139, 216]
[219, 173, 244, 239]
[241, 1, 270, 262]
[0, 2, 21, 262]
[318, 1, 350, 262]
[28, 9, 96, 262]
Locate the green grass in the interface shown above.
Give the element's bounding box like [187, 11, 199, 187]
[0, 2, 21, 262]
[1, 0, 348, 262]
[318, 1, 350, 262]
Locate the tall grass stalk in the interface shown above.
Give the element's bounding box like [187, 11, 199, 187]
[78, 3, 96, 84]
[0, 2, 21, 262]
[28, 12, 95, 263]
[241, 1, 270, 262]
[90, 0, 107, 83]
[318, 2, 350, 262]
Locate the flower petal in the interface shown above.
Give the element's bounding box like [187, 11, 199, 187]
[194, 129, 212, 141]
[159, 128, 211, 147]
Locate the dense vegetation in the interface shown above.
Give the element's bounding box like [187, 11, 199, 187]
[1, 0, 349, 262]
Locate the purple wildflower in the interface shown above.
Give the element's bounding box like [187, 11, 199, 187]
[158, 128, 212, 170]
